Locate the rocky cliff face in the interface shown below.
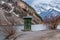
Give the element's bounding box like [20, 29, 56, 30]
[0, 0, 42, 25]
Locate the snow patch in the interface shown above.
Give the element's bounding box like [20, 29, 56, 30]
[1, 1, 5, 4]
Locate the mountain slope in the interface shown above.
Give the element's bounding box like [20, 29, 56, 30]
[40, 9, 60, 21]
[0, 0, 42, 25]
[23, 0, 60, 14]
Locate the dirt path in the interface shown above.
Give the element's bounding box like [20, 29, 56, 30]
[15, 30, 60, 40]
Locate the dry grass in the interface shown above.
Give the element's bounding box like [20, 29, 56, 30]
[43, 16, 60, 29]
[0, 26, 16, 40]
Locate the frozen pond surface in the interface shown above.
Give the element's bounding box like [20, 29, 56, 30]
[16, 24, 60, 32]
[0, 32, 6, 40]
[31, 24, 47, 31]
[16, 24, 47, 32]
[57, 25, 60, 29]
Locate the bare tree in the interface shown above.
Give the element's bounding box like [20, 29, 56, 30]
[0, 20, 16, 40]
[43, 15, 60, 30]
[0, 12, 16, 40]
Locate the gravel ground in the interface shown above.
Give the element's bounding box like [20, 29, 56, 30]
[16, 30, 60, 40]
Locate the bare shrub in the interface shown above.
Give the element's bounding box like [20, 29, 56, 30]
[43, 15, 60, 30]
[0, 25, 16, 40]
